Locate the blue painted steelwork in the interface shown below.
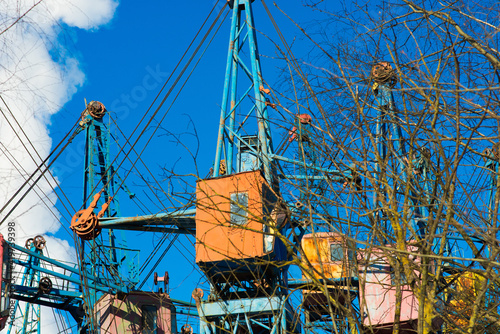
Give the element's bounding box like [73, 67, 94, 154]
[4, 103, 136, 333]
[6, 238, 127, 330]
[6, 234, 198, 332]
[77, 101, 138, 332]
[212, 0, 275, 185]
[98, 209, 196, 234]
[198, 296, 299, 334]
[369, 66, 474, 334]
[483, 147, 499, 309]
[287, 114, 359, 334]
[202, 2, 361, 334]
[199, 2, 302, 334]
[485, 146, 499, 230]
[7, 240, 42, 334]
[373, 79, 453, 260]
[373, 81, 409, 238]
[373, 81, 432, 240]
[70, 102, 201, 332]
[0, 101, 195, 332]
[291, 115, 326, 220]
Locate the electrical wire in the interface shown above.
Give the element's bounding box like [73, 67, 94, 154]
[0, 143, 73, 237]
[78, 0, 228, 211]
[0, 96, 77, 219]
[70, 6, 229, 304]
[134, 7, 230, 286]
[73, 3, 229, 294]
[0, 114, 81, 226]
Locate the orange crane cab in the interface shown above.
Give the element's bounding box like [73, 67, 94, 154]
[195, 170, 286, 284]
[300, 232, 357, 321]
[301, 232, 356, 280]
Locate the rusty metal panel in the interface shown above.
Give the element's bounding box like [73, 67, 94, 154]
[301, 232, 355, 279]
[94, 292, 176, 334]
[195, 170, 272, 263]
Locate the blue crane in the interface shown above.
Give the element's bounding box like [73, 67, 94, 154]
[3, 2, 495, 334]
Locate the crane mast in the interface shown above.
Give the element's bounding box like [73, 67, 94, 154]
[195, 1, 298, 334]
[213, 0, 275, 185]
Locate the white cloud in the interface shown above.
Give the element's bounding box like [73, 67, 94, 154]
[0, 0, 118, 331]
[46, 0, 119, 29]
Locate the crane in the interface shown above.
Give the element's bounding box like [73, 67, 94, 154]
[2, 99, 194, 333]
[0, 1, 497, 334]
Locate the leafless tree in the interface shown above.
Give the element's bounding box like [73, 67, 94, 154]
[257, 1, 500, 333]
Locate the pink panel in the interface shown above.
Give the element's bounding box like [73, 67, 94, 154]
[358, 246, 419, 328]
[94, 292, 177, 334]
